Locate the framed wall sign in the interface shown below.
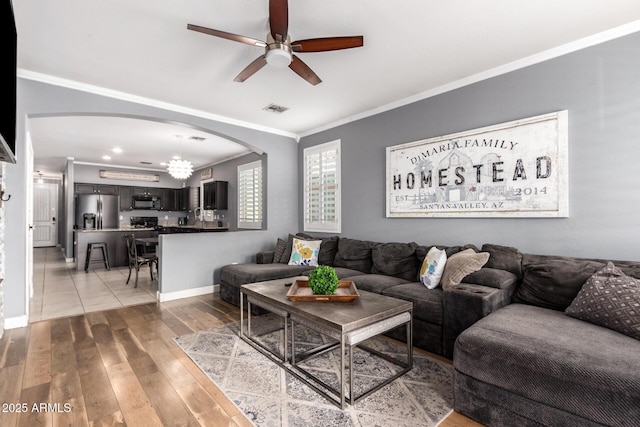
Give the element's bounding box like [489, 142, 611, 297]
[386, 111, 568, 218]
[99, 169, 160, 182]
[200, 168, 212, 180]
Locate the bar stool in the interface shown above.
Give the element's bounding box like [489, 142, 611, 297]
[85, 242, 111, 272]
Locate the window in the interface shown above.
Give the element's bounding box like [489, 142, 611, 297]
[237, 160, 263, 229]
[303, 140, 341, 233]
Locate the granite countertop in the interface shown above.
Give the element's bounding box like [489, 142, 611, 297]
[74, 225, 230, 233]
[156, 225, 229, 233]
[74, 227, 156, 232]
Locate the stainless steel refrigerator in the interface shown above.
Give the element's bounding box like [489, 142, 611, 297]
[75, 194, 119, 229]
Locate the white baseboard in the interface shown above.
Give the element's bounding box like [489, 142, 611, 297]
[157, 284, 219, 302]
[4, 315, 28, 330]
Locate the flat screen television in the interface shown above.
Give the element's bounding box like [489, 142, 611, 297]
[0, 0, 17, 163]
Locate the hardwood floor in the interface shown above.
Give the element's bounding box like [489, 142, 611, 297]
[1, 293, 483, 426]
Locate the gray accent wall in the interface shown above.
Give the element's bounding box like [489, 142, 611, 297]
[299, 31, 640, 261]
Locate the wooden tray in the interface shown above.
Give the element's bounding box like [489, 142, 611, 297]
[286, 279, 360, 302]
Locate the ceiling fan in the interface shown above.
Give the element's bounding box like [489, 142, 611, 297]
[187, 0, 364, 85]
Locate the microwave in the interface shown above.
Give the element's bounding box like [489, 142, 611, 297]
[132, 195, 161, 210]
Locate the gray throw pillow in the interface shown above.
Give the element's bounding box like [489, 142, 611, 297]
[272, 238, 287, 264]
[566, 262, 640, 340]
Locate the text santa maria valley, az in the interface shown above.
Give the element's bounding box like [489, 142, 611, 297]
[386, 111, 568, 218]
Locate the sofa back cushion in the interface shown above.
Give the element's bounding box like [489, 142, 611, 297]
[415, 244, 476, 262]
[277, 233, 339, 266]
[481, 243, 523, 280]
[371, 242, 419, 281]
[317, 235, 339, 266]
[514, 254, 606, 311]
[333, 238, 379, 273]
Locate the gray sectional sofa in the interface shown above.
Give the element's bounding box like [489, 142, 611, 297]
[220, 233, 640, 426]
[454, 251, 640, 427]
[220, 233, 519, 357]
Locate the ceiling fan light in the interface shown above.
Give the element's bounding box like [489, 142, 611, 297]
[265, 48, 292, 67]
[167, 159, 193, 180]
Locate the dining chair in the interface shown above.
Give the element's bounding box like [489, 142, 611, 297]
[124, 234, 158, 288]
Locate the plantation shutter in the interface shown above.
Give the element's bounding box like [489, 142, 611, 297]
[238, 160, 262, 229]
[304, 140, 341, 233]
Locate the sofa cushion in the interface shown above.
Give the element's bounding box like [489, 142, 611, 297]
[382, 282, 444, 325]
[441, 249, 490, 290]
[416, 244, 476, 262]
[461, 267, 519, 290]
[333, 238, 378, 273]
[316, 235, 339, 266]
[346, 274, 409, 294]
[566, 262, 640, 340]
[329, 267, 365, 280]
[514, 254, 605, 311]
[220, 263, 312, 288]
[371, 241, 419, 281]
[454, 303, 640, 426]
[481, 243, 523, 280]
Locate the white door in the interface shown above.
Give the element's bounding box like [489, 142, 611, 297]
[33, 183, 58, 247]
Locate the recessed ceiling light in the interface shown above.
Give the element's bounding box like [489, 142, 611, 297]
[172, 155, 181, 160]
[160, 162, 167, 166]
[102, 155, 111, 160]
[112, 147, 123, 153]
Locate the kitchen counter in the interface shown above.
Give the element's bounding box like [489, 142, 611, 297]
[74, 229, 158, 271]
[156, 225, 229, 234]
[75, 227, 157, 232]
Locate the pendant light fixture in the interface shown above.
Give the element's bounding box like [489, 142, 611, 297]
[167, 135, 193, 180]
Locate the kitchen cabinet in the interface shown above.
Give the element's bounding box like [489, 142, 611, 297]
[133, 187, 159, 197]
[203, 181, 228, 210]
[158, 188, 177, 211]
[118, 186, 134, 211]
[82, 184, 189, 212]
[177, 187, 199, 211]
[75, 183, 119, 195]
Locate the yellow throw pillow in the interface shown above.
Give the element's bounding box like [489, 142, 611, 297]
[288, 238, 322, 266]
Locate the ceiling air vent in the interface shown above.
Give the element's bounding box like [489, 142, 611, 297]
[263, 103, 289, 114]
[189, 136, 206, 142]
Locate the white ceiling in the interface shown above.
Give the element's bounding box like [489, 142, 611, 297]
[13, 0, 640, 175]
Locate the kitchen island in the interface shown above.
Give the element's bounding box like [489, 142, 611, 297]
[75, 225, 229, 270]
[74, 228, 157, 271]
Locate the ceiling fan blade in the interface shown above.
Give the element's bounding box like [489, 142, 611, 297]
[187, 24, 266, 47]
[289, 55, 321, 86]
[269, 0, 288, 42]
[292, 36, 364, 52]
[234, 55, 268, 82]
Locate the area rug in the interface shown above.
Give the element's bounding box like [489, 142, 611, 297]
[175, 315, 453, 427]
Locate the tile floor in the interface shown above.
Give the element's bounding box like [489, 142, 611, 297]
[30, 246, 157, 322]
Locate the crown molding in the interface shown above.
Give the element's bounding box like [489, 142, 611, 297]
[17, 70, 298, 140]
[299, 20, 640, 138]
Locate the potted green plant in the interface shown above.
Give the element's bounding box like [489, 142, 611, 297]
[308, 265, 340, 295]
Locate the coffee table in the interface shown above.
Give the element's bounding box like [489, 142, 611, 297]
[240, 276, 413, 408]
